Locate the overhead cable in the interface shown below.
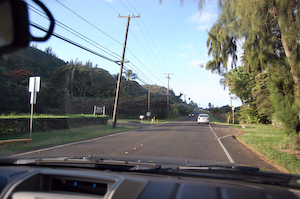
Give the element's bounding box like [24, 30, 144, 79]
[28, 5, 122, 60]
[55, 0, 124, 46]
[30, 22, 117, 63]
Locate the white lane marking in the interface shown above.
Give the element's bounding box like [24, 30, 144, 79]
[208, 124, 240, 163]
[9, 123, 166, 158]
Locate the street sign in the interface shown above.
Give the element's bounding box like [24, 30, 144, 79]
[93, 106, 105, 115]
[147, 112, 151, 117]
[28, 76, 41, 139]
[29, 77, 40, 104]
[232, 106, 235, 110]
[29, 76, 40, 92]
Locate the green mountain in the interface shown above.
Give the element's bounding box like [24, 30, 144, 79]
[0, 47, 66, 113]
[0, 47, 66, 81]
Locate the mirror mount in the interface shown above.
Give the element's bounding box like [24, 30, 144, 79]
[0, 0, 30, 54]
[0, 0, 55, 54]
[31, 0, 55, 42]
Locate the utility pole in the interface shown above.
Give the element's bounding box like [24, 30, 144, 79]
[112, 14, 140, 129]
[230, 94, 234, 124]
[148, 89, 151, 121]
[164, 73, 173, 119]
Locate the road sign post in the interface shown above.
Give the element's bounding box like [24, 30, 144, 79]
[29, 77, 40, 139]
[232, 106, 235, 124]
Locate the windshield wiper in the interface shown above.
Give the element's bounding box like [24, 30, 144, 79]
[11, 156, 162, 171]
[179, 164, 260, 172]
[164, 165, 300, 189]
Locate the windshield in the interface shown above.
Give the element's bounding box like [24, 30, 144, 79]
[199, 114, 208, 117]
[0, 0, 299, 176]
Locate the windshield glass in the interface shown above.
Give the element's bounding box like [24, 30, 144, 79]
[0, 0, 299, 176]
[199, 114, 208, 117]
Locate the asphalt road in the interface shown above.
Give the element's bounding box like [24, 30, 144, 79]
[10, 117, 279, 172]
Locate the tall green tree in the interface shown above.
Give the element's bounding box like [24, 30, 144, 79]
[124, 69, 138, 90]
[252, 72, 273, 123]
[202, 0, 300, 133]
[220, 66, 253, 104]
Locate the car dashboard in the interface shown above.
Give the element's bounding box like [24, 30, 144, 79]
[0, 165, 300, 199]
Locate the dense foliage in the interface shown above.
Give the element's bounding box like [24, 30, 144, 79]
[1, 47, 190, 119]
[202, 0, 300, 143]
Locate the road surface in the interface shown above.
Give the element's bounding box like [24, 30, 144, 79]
[9, 117, 279, 172]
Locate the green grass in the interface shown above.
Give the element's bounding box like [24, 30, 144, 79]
[108, 116, 186, 124]
[0, 124, 136, 154]
[208, 114, 222, 123]
[0, 113, 107, 119]
[225, 123, 300, 174]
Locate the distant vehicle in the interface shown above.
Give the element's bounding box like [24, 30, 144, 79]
[198, 114, 210, 124]
[189, 113, 195, 117]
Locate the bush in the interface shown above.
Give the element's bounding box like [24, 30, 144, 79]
[0, 116, 109, 135]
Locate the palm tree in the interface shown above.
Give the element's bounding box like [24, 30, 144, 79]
[124, 70, 138, 89]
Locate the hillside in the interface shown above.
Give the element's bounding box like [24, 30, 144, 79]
[0, 47, 187, 118]
[0, 47, 66, 81]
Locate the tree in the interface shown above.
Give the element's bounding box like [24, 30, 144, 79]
[220, 66, 253, 104]
[252, 72, 273, 123]
[44, 46, 57, 58]
[202, 0, 300, 133]
[124, 70, 138, 90]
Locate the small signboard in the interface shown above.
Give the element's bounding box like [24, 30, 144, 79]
[93, 106, 105, 115]
[29, 76, 40, 92]
[147, 112, 151, 117]
[29, 77, 40, 104]
[28, 76, 41, 139]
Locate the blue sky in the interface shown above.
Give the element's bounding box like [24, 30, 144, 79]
[26, 0, 242, 108]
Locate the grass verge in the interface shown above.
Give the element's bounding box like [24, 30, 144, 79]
[226, 123, 300, 174]
[108, 116, 186, 124]
[0, 124, 136, 155]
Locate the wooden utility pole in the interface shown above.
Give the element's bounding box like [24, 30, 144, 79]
[112, 14, 139, 129]
[148, 89, 151, 121]
[164, 73, 173, 119]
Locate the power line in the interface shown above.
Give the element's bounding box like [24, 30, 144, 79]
[30, 22, 117, 63]
[102, 0, 119, 14]
[28, 5, 122, 60]
[36, 0, 176, 97]
[101, 1, 168, 86]
[122, 66, 181, 104]
[126, 0, 139, 14]
[54, 0, 166, 87]
[127, 27, 165, 73]
[133, 20, 166, 72]
[140, 17, 173, 72]
[29, 2, 183, 105]
[119, 0, 134, 14]
[118, 2, 168, 74]
[55, 0, 124, 46]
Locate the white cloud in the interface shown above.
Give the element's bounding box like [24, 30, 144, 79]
[180, 43, 194, 50]
[197, 25, 209, 31]
[188, 11, 217, 24]
[187, 11, 217, 31]
[191, 51, 198, 56]
[171, 51, 188, 59]
[189, 59, 205, 67]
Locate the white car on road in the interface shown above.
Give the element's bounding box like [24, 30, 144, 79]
[198, 114, 210, 124]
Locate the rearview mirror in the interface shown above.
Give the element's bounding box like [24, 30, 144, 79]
[0, 0, 55, 55]
[0, 0, 30, 54]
